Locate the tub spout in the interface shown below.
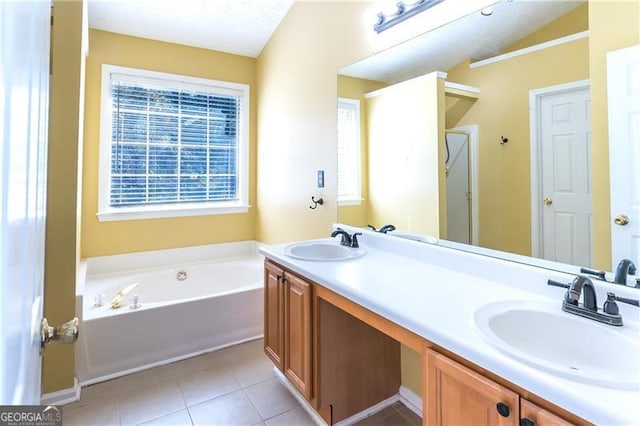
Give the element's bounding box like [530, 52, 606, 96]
[110, 283, 139, 309]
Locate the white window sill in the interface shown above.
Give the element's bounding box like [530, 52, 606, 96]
[97, 204, 250, 222]
[337, 198, 363, 207]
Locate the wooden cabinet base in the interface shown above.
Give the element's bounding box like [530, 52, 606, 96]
[317, 299, 401, 424]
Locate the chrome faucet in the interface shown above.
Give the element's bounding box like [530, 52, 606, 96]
[614, 259, 636, 284]
[564, 276, 597, 311]
[379, 224, 396, 234]
[548, 276, 639, 326]
[367, 224, 396, 233]
[331, 228, 362, 248]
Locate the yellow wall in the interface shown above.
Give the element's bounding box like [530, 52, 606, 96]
[81, 30, 257, 257]
[505, 3, 588, 53]
[337, 75, 387, 227]
[366, 73, 445, 237]
[43, 0, 86, 394]
[589, 0, 639, 270]
[256, 1, 426, 398]
[446, 37, 589, 255]
[255, 2, 375, 245]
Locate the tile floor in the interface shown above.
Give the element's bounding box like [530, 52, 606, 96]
[63, 339, 421, 426]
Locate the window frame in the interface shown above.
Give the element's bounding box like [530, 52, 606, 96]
[98, 64, 250, 222]
[337, 97, 363, 206]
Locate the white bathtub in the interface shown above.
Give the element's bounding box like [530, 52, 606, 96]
[75, 241, 264, 385]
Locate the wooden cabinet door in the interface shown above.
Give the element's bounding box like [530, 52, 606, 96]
[284, 272, 312, 400]
[264, 261, 284, 370]
[426, 349, 519, 426]
[521, 399, 573, 426]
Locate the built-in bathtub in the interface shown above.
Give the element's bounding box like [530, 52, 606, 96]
[75, 241, 264, 385]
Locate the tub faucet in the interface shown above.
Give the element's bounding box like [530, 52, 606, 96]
[110, 282, 139, 309]
[614, 259, 636, 284]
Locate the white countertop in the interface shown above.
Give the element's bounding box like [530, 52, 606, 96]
[258, 225, 640, 425]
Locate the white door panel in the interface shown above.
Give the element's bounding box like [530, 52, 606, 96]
[1, 0, 51, 404]
[608, 44, 640, 270]
[540, 87, 592, 266]
[446, 132, 471, 244]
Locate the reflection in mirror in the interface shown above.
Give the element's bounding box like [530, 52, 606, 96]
[337, 0, 639, 286]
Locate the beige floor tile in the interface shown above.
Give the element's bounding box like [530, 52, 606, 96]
[372, 411, 414, 426]
[63, 398, 120, 426]
[108, 368, 169, 394]
[119, 381, 187, 425]
[354, 403, 421, 426]
[140, 408, 193, 425]
[397, 406, 422, 426]
[244, 379, 299, 420]
[232, 356, 275, 388]
[64, 381, 118, 410]
[179, 365, 241, 407]
[265, 407, 317, 426]
[214, 339, 264, 365]
[188, 390, 262, 426]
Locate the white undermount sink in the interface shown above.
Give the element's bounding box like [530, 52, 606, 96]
[474, 300, 640, 390]
[284, 240, 366, 261]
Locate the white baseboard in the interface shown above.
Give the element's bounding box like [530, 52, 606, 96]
[41, 378, 81, 406]
[79, 334, 263, 387]
[398, 385, 423, 417]
[273, 369, 425, 425]
[272, 367, 327, 426]
[334, 393, 401, 426]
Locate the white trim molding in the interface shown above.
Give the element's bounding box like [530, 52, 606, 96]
[450, 125, 480, 246]
[529, 79, 590, 259]
[398, 385, 423, 417]
[40, 378, 81, 406]
[470, 31, 589, 69]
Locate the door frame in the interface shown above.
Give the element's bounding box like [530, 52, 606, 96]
[449, 125, 479, 246]
[529, 79, 590, 258]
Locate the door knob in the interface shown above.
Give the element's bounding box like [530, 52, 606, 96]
[614, 214, 630, 226]
[41, 317, 79, 353]
[543, 197, 553, 206]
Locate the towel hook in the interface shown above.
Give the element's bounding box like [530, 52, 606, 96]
[309, 196, 324, 210]
[500, 136, 509, 145]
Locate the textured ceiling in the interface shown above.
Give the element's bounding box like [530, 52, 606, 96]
[88, 0, 295, 58]
[341, 0, 586, 84]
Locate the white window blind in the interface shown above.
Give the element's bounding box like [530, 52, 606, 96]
[337, 98, 362, 205]
[98, 65, 249, 221]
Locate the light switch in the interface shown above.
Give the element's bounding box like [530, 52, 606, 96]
[317, 170, 325, 188]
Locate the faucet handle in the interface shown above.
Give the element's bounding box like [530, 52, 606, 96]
[612, 293, 640, 307]
[603, 293, 620, 315]
[579, 267, 607, 281]
[547, 279, 569, 289]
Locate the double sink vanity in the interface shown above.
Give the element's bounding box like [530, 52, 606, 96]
[258, 224, 639, 425]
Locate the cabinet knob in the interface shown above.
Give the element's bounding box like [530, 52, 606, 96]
[496, 402, 510, 417]
[520, 419, 535, 426]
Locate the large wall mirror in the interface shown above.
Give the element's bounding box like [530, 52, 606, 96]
[337, 0, 639, 285]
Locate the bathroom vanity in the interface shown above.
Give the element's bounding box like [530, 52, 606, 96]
[259, 225, 640, 425]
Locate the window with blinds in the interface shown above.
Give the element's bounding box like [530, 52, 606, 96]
[98, 65, 249, 221]
[337, 98, 362, 205]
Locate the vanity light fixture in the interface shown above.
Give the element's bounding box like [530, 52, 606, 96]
[374, 0, 445, 33]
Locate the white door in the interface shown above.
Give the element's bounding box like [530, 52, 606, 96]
[608, 44, 640, 269]
[445, 132, 471, 244]
[0, 0, 51, 404]
[539, 86, 592, 266]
